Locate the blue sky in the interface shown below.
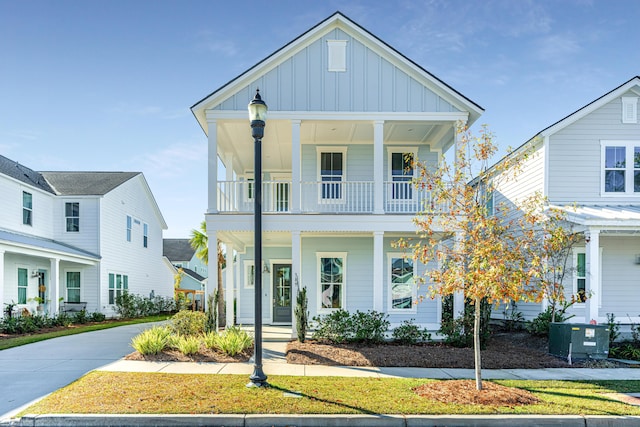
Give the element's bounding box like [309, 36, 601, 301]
[2, 0, 640, 237]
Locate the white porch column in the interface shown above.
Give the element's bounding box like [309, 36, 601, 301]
[373, 231, 384, 312]
[291, 120, 301, 214]
[225, 153, 235, 211]
[225, 243, 234, 327]
[207, 119, 218, 214]
[49, 257, 60, 316]
[585, 229, 601, 322]
[0, 250, 5, 318]
[453, 232, 465, 319]
[373, 121, 384, 214]
[291, 231, 301, 338]
[207, 227, 218, 316]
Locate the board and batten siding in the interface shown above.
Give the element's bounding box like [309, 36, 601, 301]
[547, 92, 640, 204]
[214, 29, 459, 114]
[98, 176, 171, 314]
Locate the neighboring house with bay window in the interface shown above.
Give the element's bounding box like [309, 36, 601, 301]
[0, 155, 174, 317]
[490, 76, 640, 326]
[191, 12, 483, 331]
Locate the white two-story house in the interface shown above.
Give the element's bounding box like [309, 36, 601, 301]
[0, 155, 174, 317]
[191, 12, 483, 330]
[492, 76, 640, 326]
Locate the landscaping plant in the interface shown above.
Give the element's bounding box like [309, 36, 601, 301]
[312, 310, 389, 344]
[131, 326, 172, 355]
[175, 335, 201, 356]
[392, 319, 431, 344]
[169, 310, 206, 336]
[208, 325, 253, 356]
[294, 285, 308, 342]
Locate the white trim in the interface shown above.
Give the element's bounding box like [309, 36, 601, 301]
[243, 260, 255, 289]
[387, 253, 417, 313]
[316, 252, 347, 313]
[543, 136, 550, 198]
[572, 248, 586, 305]
[206, 110, 470, 122]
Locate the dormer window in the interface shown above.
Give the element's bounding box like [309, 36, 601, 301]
[622, 97, 638, 124]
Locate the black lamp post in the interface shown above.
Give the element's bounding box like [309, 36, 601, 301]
[247, 89, 268, 388]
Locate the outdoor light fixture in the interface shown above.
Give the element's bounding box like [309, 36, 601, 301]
[247, 89, 268, 388]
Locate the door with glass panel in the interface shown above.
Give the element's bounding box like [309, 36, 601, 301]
[272, 264, 292, 323]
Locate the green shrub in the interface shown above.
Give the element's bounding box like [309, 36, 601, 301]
[392, 319, 431, 344]
[116, 292, 175, 318]
[170, 310, 206, 336]
[202, 331, 217, 349]
[527, 306, 573, 337]
[89, 312, 106, 322]
[439, 296, 491, 348]
[73, 310, 89, 324]
[312, 310, 390, 344]
[175, 335, 201, 356]
[294, 286, 309, 343]
[131, 326, 171, 355]
[605, 313, 620, 346]
[210, 326, 253, 356]
[610, 343, 640, 361]
[312, 309, 353, 344]
[502, 302, 525, 331]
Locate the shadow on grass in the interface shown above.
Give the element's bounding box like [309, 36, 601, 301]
[267, 383, 377, 415]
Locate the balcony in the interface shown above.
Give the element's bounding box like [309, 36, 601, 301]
[216, 181, 448, 214]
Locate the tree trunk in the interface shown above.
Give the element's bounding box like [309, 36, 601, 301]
[474, 296, 483, 391]
[218, 263, 226, 328]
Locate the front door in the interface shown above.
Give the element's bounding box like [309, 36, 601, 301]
[272, 264, 292, 323]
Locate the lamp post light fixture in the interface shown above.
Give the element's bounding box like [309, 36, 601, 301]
[247, 89, 268, 388]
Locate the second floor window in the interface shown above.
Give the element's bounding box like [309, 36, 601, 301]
[391, 152, 414, 200]
[143, 223, 148, 248]
[320, 152, 344, 200]
[603, 142, 640, 194]
[126, 215, 132, 242]
[22, 191, 32, 225]
[65, 202, 79, 232]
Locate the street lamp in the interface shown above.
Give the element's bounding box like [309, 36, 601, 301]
[247, 89, 268, 388]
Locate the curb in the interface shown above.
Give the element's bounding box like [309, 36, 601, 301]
[4, 414, 640, 427]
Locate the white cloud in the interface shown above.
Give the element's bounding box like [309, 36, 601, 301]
[196, 30, 238, 56]
[137, 141, 208, 178]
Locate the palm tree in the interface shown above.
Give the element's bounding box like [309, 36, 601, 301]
[190, 220, 226, 327]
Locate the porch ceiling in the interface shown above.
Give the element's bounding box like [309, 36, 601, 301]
[217, 119, 454, 175]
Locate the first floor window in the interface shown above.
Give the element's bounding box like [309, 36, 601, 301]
[244, 261, 255, 289]
[17, 268, 28, 304]
[389, 256, 416, 310]
[66, 272, 81, 302]
[65, 202, 80, 232]
[319, 254, 345, 309]
[22, 191, 32, 225]
[109, 273, 128, 304]
[575, 251, 586, 303]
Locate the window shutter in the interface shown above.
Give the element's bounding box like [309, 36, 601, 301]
[327, 40, 347, 72]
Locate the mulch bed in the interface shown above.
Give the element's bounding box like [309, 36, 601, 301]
[286, 331, 571, 369]
[414, 380, 540, 406]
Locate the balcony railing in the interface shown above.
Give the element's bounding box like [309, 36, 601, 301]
[216, 180, 447, 214]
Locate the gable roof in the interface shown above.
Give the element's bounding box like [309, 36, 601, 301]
[163, 238, 196, 262]
[0, 155, 55, 194]
[191, 11, 483, 133]
[40, 171, 140, 195]
[182, 267, 206, 282]
[538, 75, 640, 138]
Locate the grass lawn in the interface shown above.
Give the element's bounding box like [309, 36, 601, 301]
[19, 372, 640, 416]
[0, 314, 170, 351]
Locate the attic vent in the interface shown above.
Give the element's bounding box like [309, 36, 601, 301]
[622, 97, 638, 124]
[327, 40, 347, 72]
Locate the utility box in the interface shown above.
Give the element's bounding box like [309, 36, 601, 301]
[549, 323, 610, 360]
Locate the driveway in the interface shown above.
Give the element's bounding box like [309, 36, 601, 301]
[0, 322, 161, 418]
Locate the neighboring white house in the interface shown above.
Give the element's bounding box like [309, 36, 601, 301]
[191, 12, 483, 331]
[0, 155, 174, 317]
[491, 76, 640, 326]
[163, 238, 207, 308]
